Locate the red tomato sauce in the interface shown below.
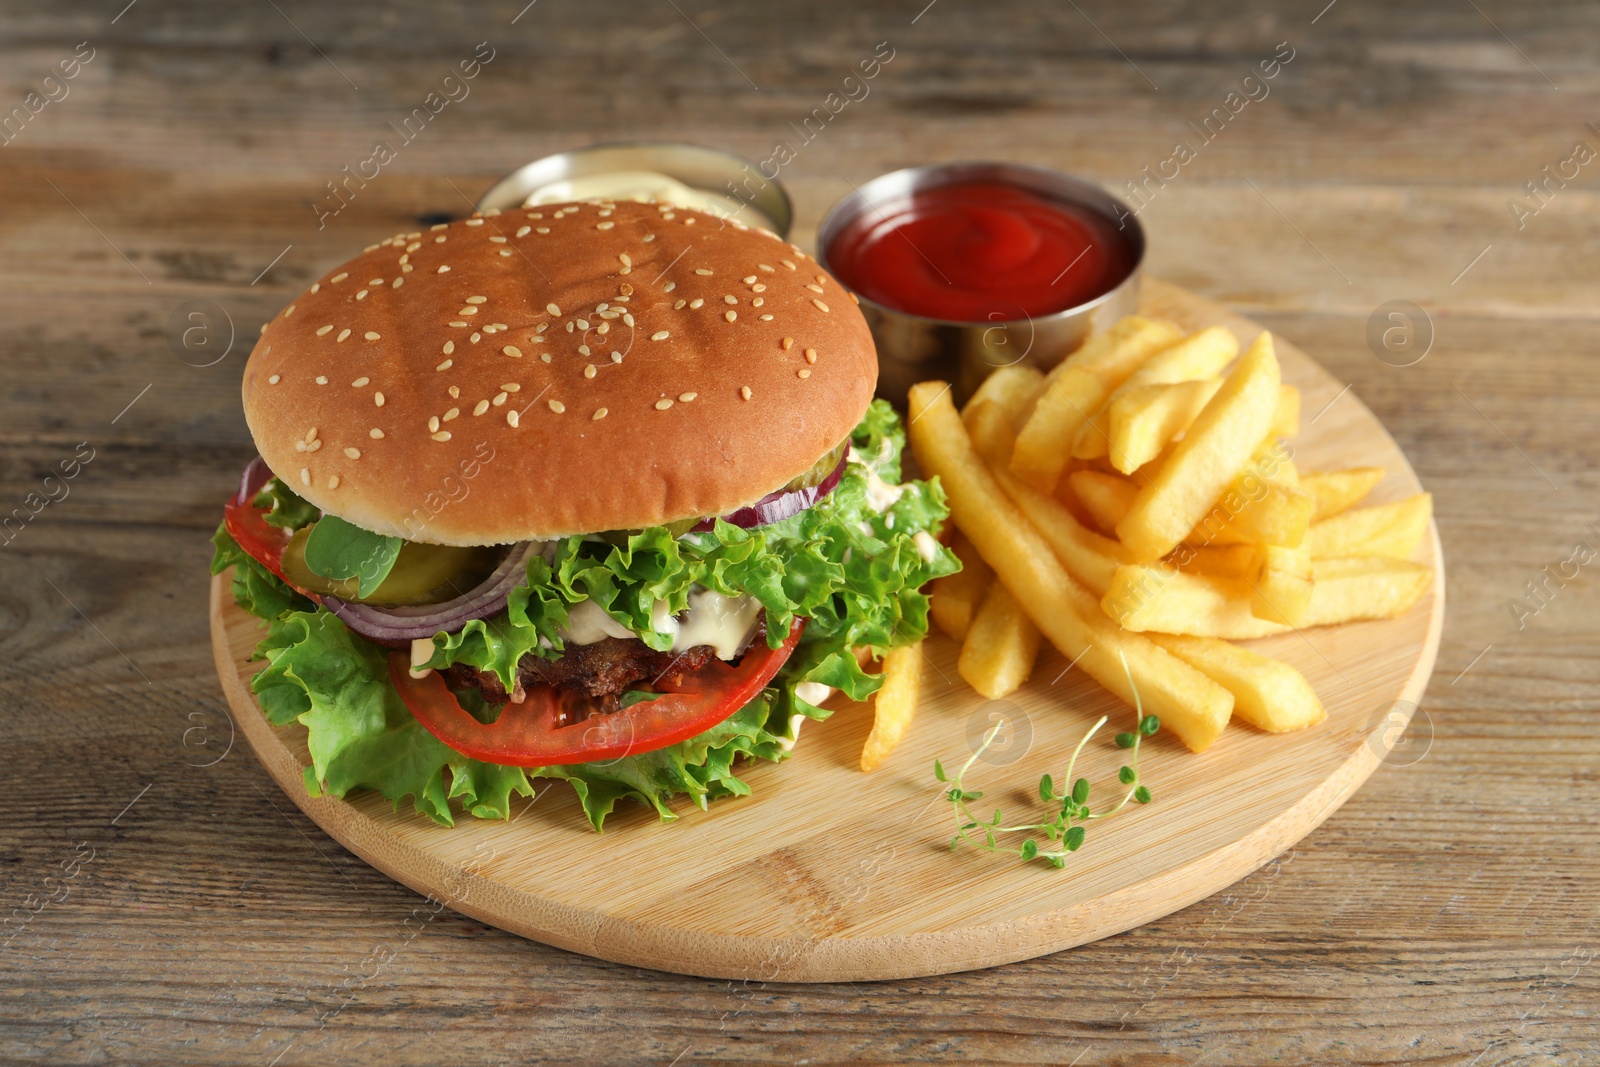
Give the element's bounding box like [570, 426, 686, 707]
[825, 180, 1136, 322]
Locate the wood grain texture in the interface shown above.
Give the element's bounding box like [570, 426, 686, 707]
[209, 281, 1445, 983]
[3, 0, 1597, 1062]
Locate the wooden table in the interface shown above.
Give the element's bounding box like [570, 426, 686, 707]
[3, 1, 1595, 1062]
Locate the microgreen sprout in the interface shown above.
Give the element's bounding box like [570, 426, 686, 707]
[934, 651, 1160, 869]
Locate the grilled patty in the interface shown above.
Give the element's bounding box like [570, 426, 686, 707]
[441, 636, 721, 707]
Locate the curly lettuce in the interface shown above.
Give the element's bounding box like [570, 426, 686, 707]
[212, 401, 958, 828]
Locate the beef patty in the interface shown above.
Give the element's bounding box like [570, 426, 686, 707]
[441, 636, 721, 708]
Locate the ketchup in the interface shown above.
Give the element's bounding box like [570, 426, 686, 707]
[825, 180, 1135, 322]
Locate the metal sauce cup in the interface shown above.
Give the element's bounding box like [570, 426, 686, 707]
[475, 141, 794, 239]
[816, 162, 1144, 404]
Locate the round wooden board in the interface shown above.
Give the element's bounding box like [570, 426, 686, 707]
[211, 279, 1444, 983]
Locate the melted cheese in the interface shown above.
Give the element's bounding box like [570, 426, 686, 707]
[408, 637, 435, 679]
[671, 588, 762, 659]
[562, 599, 634, 644]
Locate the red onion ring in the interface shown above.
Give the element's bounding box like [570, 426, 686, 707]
[321, 541, 544, 645]
[691, 451, 849, 532]
[237, 455, 274, 506]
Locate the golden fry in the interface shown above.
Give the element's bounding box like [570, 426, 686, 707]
[1307, 493, 1433, 560]
[964, 365, 1045, 428]
[1116, 332, 1282, 561]
[928, 530, 993, 642]
[1102, 379, 1222, 472]
[861, 641, 924, 771]
[958, 582, 1042, 700]
[1248, 543, 1314, 625]
[964, 399, 1020, 467]
[1148, 633, 1325, 733]
[1302, 467, 1386, 521]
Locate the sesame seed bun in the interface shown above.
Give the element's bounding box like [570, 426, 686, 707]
[242, 201, 877, 545]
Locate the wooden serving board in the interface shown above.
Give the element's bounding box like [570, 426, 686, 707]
[211, 279, 1444, 983]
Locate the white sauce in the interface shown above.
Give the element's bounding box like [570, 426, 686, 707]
[914, 530, 941, 563]
[557, 588, 760, 662]
[775, 713, 809, 752]
[562, 599, 634, 644]
[848, 442, 906, 514]
[523, 170, 775, 232]
[408, 637, 435, 679]
[795, 681, 834, 707]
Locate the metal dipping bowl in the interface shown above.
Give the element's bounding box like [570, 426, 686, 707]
[475, 141, 793, 238]
[815, 162, 1145, 405]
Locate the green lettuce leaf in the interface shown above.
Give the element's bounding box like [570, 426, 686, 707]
[252, 478, 320, 530]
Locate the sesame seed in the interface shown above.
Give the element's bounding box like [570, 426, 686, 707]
[597, 221, 614, 230]
[448, 386, 460, 398]
[619, 253, 631, 267]
[352, 376, 370, 387]
[443, 407, 459, 422]
[465, 218, 484, 227]
[432, 430, 453, 442]
[506, 410, 520, 428]
[327, 474, 340, 489]
[798, 368, 812, 379]
[651, 330, 670, 341]
[356, 290, 368, 301]
[782, 337, 795, 350]
[679, 391, 697, 402]
[674, 300, 686, 310]
[655, 398, 673, 410]
[462, 296, 486, 305]
[458, 306, 479, 316]
[576, 319, 591, 330]
[584, 364, 596, 379]
[310, 283, 321, 293]
[742, 275, 757, 284]
[760, 314, 774, 320]
[611, 351, 623, 363]
[492, 323, 508, 330]
[815, 275, 828, 285]
[503, 345, 522, 358]
[268, 374, 281, 385]
[806, 284, 824, 294]
[662, 282, 676, 293]
[428, 416, 441, 433]
[364, 331, 380, 341]
[370, 427, 384, 439]
[592, 407, 608, 420]
[331, 272, 348, 283]
[781, 259, 796, 271]
[392, 278, 404, 288]
[813, 299, 830, 313]
[547, 303, 561, 316]
[305, 427, 318, 442]
[758, 264, 775, 273]
[344, 447, 361, 459]
[493, 392, 508, 406]
[723, 295, 737, 305]
[541, 353, 552, 363]
[502, 383, 520, 392]
[690, 299, 704, 309]
[375, 392, 385, 407]
[470, 333, 481, 343]
[315, 376, 328, 385]
[299, 468, 310, 486]
[431, 222, 448, 230]
[337, 329, 351, 342]
[536, 324, 549, 334]
[284, 304, 296, 316]
[305, 439, 322, 453]
[695, 268, 713, 276]
[316, 325, 333, 336]
[473, 399, 490, 416]
[437, 266, 450, 273]
[643, 234, 656, 242]
[725, 310, 738, 322]
[548, 399, 565, 414]
[436, 359, 453, 371]
[740, 385, 753, 401]
[805, 348, 818, 363]
[752, 283, 767, 293]
[401, 264, 414, 273]
[492, 238, 508, 246]
[684, 218, 696, 226]
[536, 227, 550, 234]
[516, 226, 531, 237]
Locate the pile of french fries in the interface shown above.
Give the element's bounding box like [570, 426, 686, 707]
[886, 315, 1434, 757]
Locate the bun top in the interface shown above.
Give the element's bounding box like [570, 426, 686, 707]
[242, 201, 877, 544]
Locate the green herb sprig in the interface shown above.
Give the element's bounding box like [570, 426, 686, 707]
[935, 652, 1160, 869]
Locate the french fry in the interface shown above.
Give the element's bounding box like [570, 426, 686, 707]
[1100, 379, 1222, 472]
[1307, 493, 1433, 560]
[1209, 480, 1315, 548]
[909, 380, 1234, 752]
[964, 365, 1045, 428]
[1073, 326, 1239, 462]
[958, 582, 1041, 699]
[1302, 467, 1386, 521]
[995, 468, 1130, 596]
[929, 530, 993, 642]
[1175, 543, 1257, 577]
[1148, 633, 1326, 733]
[1069, 469, 1138, 535]
[1102, 555, 1433, 638]
[861, 641, 923, 771]
[1116, 333, 1283, 561]
[1248, 543, 1314, 625]
[1010, 317, 1184, 492]
[964, 399, 1020, 467]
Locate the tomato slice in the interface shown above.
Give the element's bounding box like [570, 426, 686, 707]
[389, 618, 806, 767]
[223, 457, 321, 600]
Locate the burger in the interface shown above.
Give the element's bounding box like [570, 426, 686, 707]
[211, 199, 958, 829]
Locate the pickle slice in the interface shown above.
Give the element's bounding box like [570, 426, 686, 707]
[282, 526, 505, 606]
